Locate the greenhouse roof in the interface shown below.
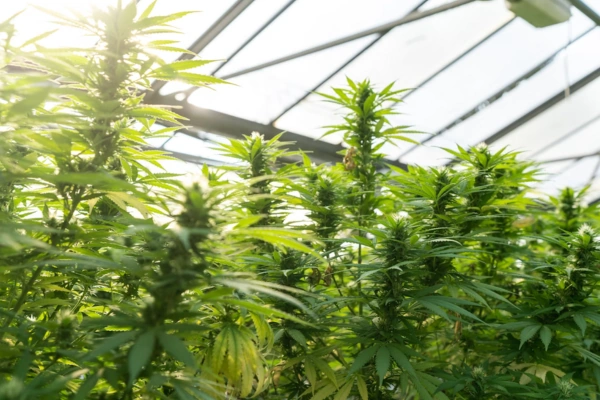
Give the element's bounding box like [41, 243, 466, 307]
[8, 0, 600, 201]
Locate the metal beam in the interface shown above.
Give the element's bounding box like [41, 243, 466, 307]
[149, 144, 230, 167]
[211, 0, 297, 77]
[531, 113, 600, 159]
[182, 0, 298, 100]
[269, 0, 429, 124]
[149, 0, 253, 97]
[483, 66, 600, 146]
[218, 0, 476, 80]
[400, 24, 595, 159]
[148, 93, 408, 169]
[538, 152, 598, 164]
[570, 0, 600, 25]
[401, 17, 515, 103]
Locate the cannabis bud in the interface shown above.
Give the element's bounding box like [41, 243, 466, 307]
[557, 380, 574, 397]
[471, 366, 486, 380]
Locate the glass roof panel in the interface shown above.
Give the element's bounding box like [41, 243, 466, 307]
[137, 0, 236, 63]
[534, 115, 600, 162]
[186, 36, 375, 125]
[585, 0, 600, 13]
[164, 133, 212, 158]
[274, 0, 512, 148]
[198, 0, 291, 74]
[492, 74, 600, 157]
[216, 0, 424, 77]
[389, 9, 594, 155]
[400, 26, 600, 166]
[163, 133, 233, 165]
[144, 124, 174, 148]
[6, 0, 119, 48]
[274, 98, 345, 144]
[528, 160, 574, 197]
[534, 157, 599, 196]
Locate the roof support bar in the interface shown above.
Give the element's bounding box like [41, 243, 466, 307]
[538, 152, 599, 164]
[150, 0, 253, 96]
[181, 0, 298, 100]
[570, 0, 600, 25]
[531, 113, 600, 159]
[148, 94, 408, 169]
[482, 66, 600, 146]
[400, 25, 595, 158]
[269, 0, 429, 124]
[211, 0, 297, 77]
[401, 18, 515, 103]
[218, 0, 476, 80]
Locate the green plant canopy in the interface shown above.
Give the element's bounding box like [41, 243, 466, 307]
[1, 2, 600, 400]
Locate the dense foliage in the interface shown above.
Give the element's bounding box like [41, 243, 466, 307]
[2, 2, 600, 399]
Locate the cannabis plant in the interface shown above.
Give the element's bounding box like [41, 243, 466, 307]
[3, 2, 600, 400]
[0, 3, 315, 399]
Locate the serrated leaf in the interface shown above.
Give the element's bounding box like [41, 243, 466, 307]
[356, 375, 368, 400]
[73, 372, 100, 400]
[138, 0, 157, 20]
[287, 329, 308, 348]
[311, 383, 337, 400]
[574, 314, 587, 335]
[157, 331, 196, 368]
[389, 346, 417, 377]
[333, 380, 354, 400]
[81, 331, 137, 362]
[11, 88, 50, 114]
[128, 330, 156, 385]
[313, 358, 337, 388]
[519, 324, 541, 349]
[376, 346, 390, 386]
[349, 346, 378, 374]
[305, 359, 317, 390]
[539, 326, 552, 351]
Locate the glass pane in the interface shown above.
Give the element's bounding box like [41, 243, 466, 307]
[275, 0, 512, 149]
[144, 124, 174, 148]
[275, 98, 345, 144]
[534, 115, 600, 162]
[584, 0, 600, 13]
[199, 0, 291, 74]
[535, 157, 599, 196]
[528, 160, 573, 198]
[389, 9, 593, 155]
[159, 81, 193, 96]
[157, 159, 203, 178]
[217, 0, 424, 76]
[492, 70, 600, 157]
[6, 0, 119, 48]
[164, 133, 212, 158]
[400, 145, 453, 167]
[187, 36, 376, 125]
[586, 178, 600, 203]
[137, 0, 236, 63]
[401, 26, 600, 165]
[164, 133, 236, 165]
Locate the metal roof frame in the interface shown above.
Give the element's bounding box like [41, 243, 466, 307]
[269, 0, 429, 124]
[141, 0, 600, 193]
[149, 93, 408, 169]
[399, 23, 596, 160]
[482, 66, 600, 146]
[149, 0, 253, 97]
[148, 0, 477, 169]
[218, 0, 477, 80]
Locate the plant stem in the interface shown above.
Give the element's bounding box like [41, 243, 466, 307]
[0, 265, 44, 338]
